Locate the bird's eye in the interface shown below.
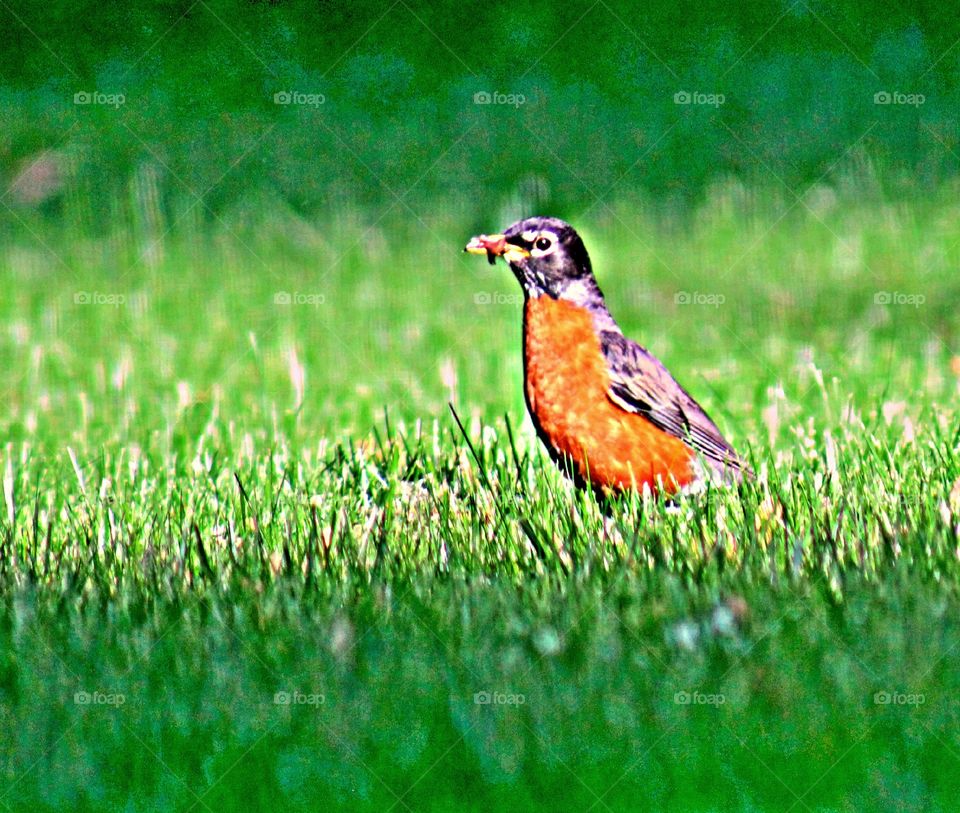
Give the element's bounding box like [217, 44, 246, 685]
[535, 236, 552, 251]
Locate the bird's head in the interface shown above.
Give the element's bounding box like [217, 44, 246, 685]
[465, 216, 599, 303]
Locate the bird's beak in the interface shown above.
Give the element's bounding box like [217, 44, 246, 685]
[464, 233, 530, 265]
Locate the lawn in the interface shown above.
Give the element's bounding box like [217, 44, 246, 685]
[1, 181, 959, 810]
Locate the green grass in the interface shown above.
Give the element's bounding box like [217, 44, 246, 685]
[2, 180, 960, 810]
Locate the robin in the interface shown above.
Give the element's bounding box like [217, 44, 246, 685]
[465, 216, 749, 497]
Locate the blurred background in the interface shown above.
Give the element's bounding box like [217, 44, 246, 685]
[2, 0, 959, 446]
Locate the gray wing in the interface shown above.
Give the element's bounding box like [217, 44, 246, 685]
[600, 330, 750, 477]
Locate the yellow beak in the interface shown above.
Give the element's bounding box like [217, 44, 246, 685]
[464, 233, 530, 264]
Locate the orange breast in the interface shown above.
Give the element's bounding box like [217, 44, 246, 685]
[523, 296, 696, 494]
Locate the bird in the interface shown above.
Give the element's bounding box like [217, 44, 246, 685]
[464, 216, 749, 498]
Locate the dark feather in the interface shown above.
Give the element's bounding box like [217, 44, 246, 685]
[600, 330, 750, 478]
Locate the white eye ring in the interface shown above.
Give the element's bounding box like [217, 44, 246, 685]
[529, 232, 556, 258]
